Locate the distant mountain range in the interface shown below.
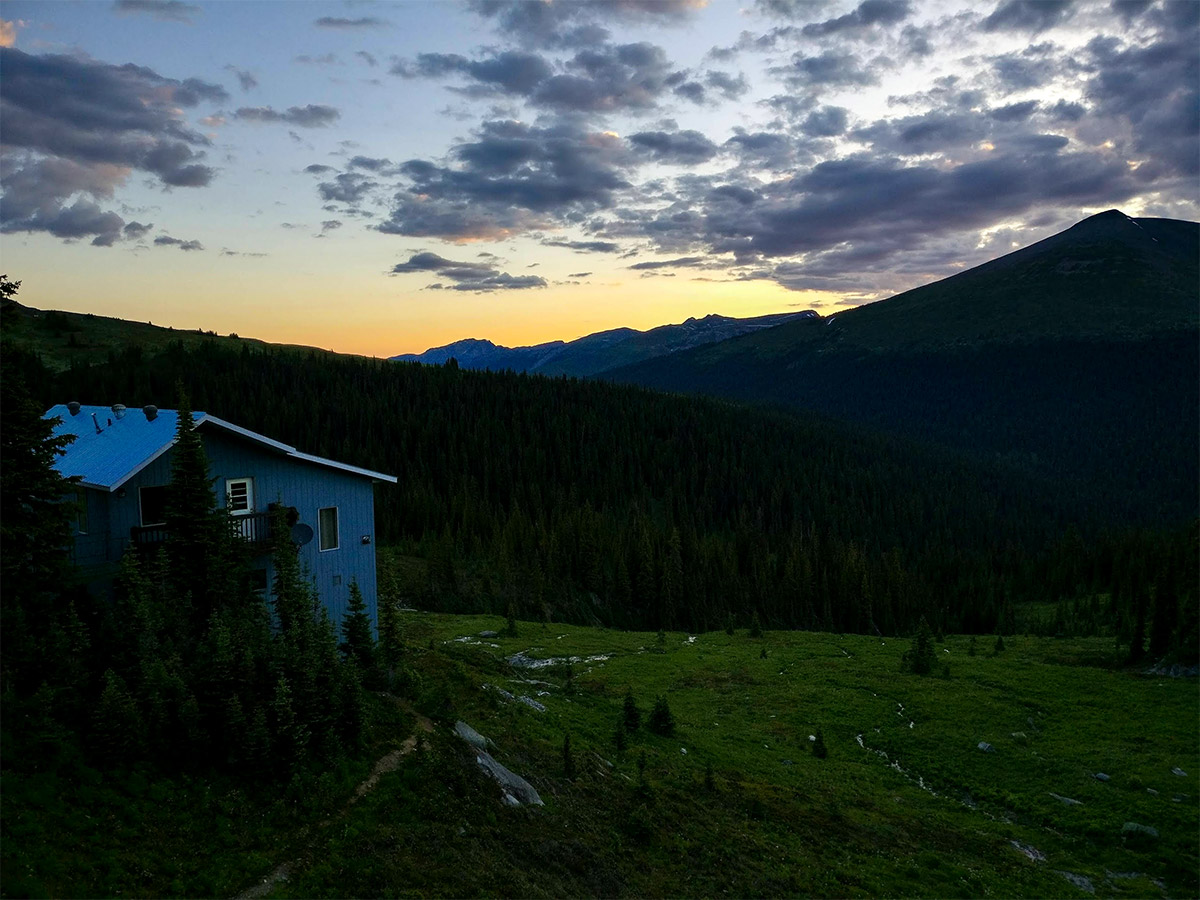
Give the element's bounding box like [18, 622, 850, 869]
[605, 209, 1199, 524]
[390, 311, 815, 377]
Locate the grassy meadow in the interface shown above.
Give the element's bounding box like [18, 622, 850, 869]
[286, 615, 1197, 898]
[4, 615, 1196, 898]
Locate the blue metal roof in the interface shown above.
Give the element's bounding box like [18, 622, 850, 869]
[45, 404, 397, 491]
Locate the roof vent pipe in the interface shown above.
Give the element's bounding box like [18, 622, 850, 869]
[67, 401, 81, 416]
[111, 404, 126, 419]
[143, 405, 158, 421]
[91, 412, 102, 434]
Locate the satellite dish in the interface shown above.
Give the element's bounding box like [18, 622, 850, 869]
[290, 523, 314, 546]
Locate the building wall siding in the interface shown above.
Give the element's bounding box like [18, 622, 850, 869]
[103, 426, 380, 631]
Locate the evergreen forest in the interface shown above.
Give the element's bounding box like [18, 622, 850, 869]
[32, 336, 1198, 657]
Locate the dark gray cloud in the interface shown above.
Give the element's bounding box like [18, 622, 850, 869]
[988, 100, 1038, 122]
[0, 47, 222, 244]
[801, 106, 850, 137]
[233, 105, 340, 127]
[375, 119, 635, 240]
[1082, 24, 1199, 176]
[393, 41, 692, 113]
[704, 70, 749, 100]
[629, 129, 718, 163]
[990, 43, 1062, 92]
[801, 0, 912, 37]
[318, 172, 377, 204]
[853, 111, 988, 154]
[348, 155, 394, 172]
[295, 53, 339, 66]
[467, 0, 703, 48]
[123, 220, 153, 238]
[627, 256, 705, 270]
[304, 163, 336, 174]
[356, 51, 378, 67]
[394, 51, 553, 96]
[982, 0, 1073, 32]
[225, 65, 257, 91]
[314, 17, 388, 29]
[113, 0, 199, 23]
[320, 219, 342, 232]
[391, 250, 546, 291]
[543, 239, 622, 252]
[776, 50, 879, 89]
[154, 234, 203, 250]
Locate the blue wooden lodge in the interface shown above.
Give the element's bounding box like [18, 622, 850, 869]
[46, 402, 397, 630]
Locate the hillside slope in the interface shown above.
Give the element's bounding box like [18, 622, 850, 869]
[607, 211, 1200, 524]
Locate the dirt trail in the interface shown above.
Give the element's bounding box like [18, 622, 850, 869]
[233, 702, 434, 900]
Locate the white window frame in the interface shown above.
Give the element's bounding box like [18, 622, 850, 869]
[318, 506, 339, 552]
[226, 477, 255, 516]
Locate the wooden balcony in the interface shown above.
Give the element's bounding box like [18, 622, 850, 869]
[130, 510, 273, 547]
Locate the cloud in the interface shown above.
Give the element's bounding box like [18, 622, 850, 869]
[318, 172, 377, 204]
[466, 0, 704, 48]
[390, 250, 547, 291]
[395, 50, 553, 96]
[314, 17, 388, 29]
[154, 234, 203, 250]
[348, 155, 394, 172]
[982, 0, 1073, 33]
[627, 256, 705, 270]
[374, 119, 636, 240]
[0, 19, 17, 47]
[776, 50, 879, 89]
[542, 239, 622, 252]
[320, 219, 342, 232]
[0, 47, 223, 244]
[225, 65, 257, 91]
[1082, 24, 1199, 176]
[112, 0, 200, 23]
[801, 106, 850, 137]
[123, 220, 153, 238]
[304, 163, 336, 175]
[394, 41, 690, 113]
[629, 129, 719, 163]
[704, 70, 749, 100]
[295, 53, 339, 66]
[233, 104, 340, 127]
[356, 50, 378, 67]
[801, 0, 912, 37]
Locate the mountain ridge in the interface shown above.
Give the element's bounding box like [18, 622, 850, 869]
[391, 311, 816, 377]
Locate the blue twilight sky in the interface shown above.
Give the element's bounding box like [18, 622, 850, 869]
[1, 0, 1196, 356]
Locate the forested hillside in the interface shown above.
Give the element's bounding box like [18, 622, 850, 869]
[36, 339, 1196, 654]
[606, 212, 1200, 525]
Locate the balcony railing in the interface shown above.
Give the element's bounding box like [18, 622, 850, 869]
[130, 510, 273, 548]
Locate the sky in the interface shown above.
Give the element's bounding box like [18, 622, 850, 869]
[1, 0, 1196, 356]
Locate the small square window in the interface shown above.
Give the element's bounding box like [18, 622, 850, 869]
[319, 506, 339, 551]
[226, 478, 254, 514]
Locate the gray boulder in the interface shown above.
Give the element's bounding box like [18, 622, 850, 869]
[977, 742, 995, 753]
[479, 630, 499, 638]
[1093, 772, 1110, 782]
[1171, 766, 1187, 777]
[1121, 822, 1158, 840]
[454, 720, 491, 750]
[475, 750, 544, 806]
